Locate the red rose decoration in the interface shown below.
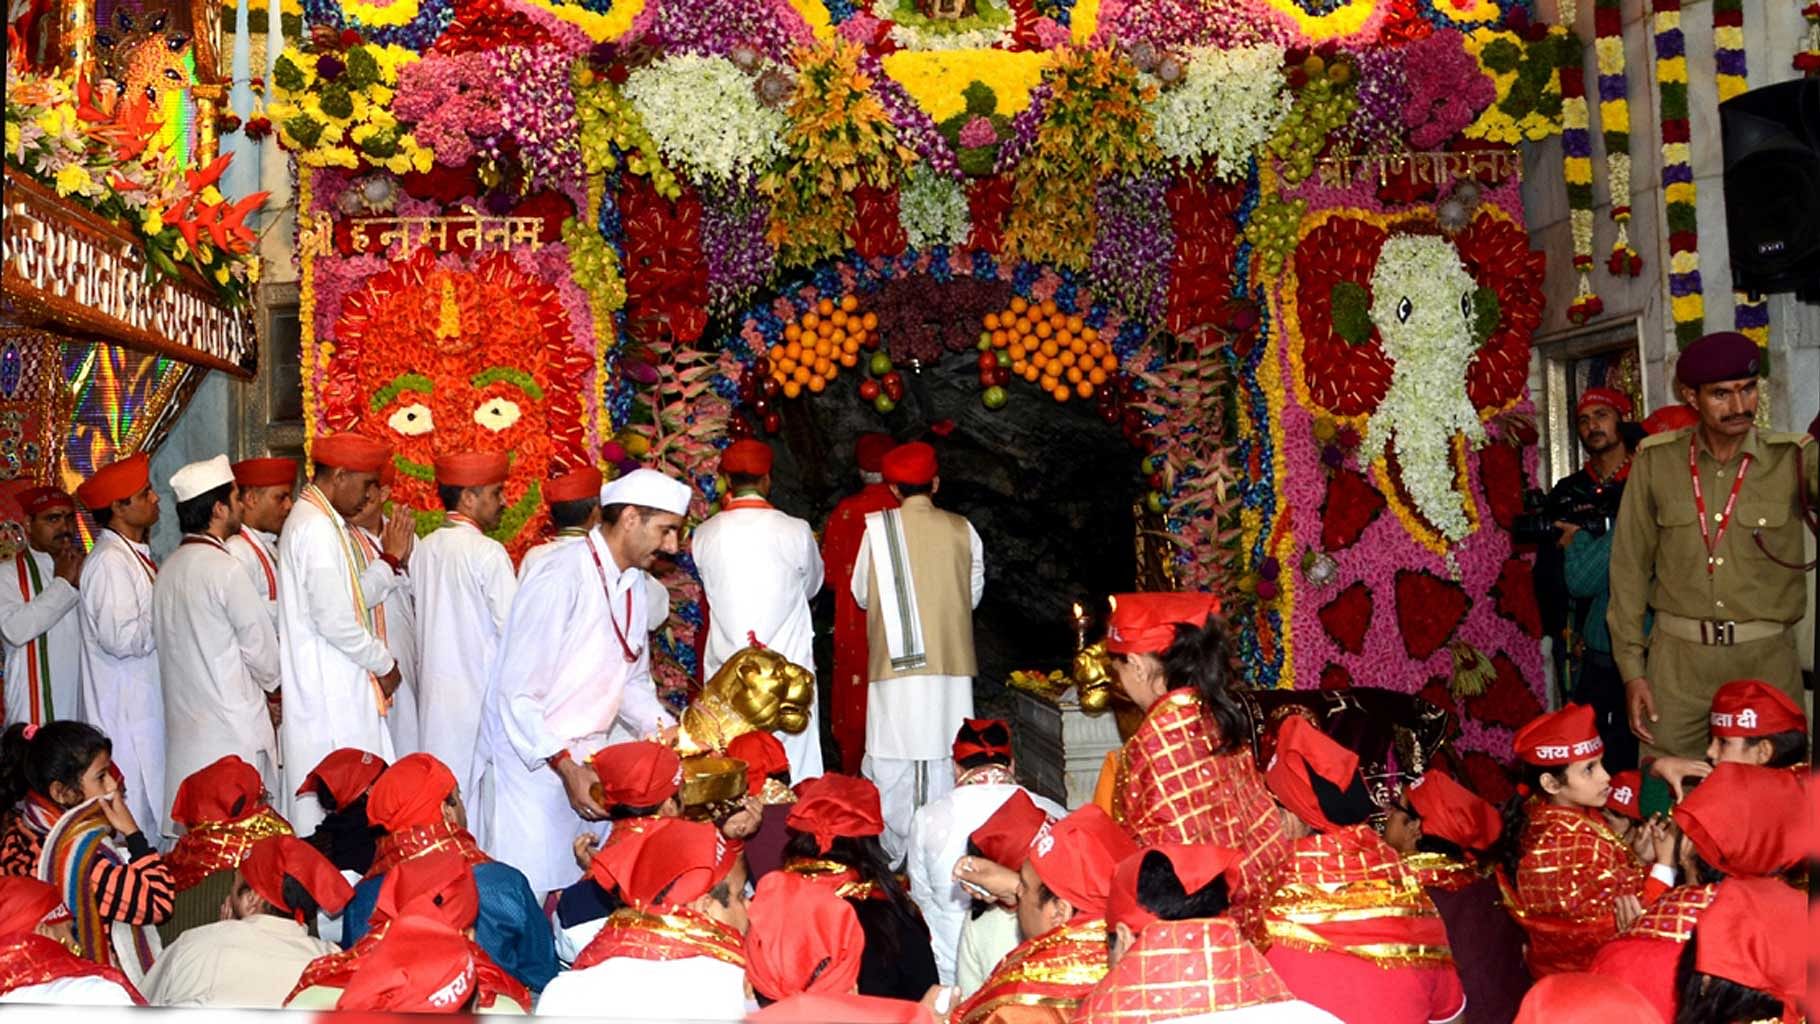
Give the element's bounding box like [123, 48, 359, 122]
[399, 160, 485, 204]
[1454, 214, 1545, 413]
[512, 190, 576, 244]
[1321, 467, 1387, 551]
[1476, 441, 1526, 531]
[1459, 751, 1516, 803]
[1317, 581, 1373, 654]
[1319, 663, 1353, 690]
[620, 176, 709, 343]
[1394, 570, 1470, 660]
[1418, 675, 1458, 715]
[1491, 558, 1541, 638]
[1293, 216, 1394, 415]
[1463, 651, 1543, 730]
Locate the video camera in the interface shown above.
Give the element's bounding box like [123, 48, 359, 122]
[1511, 485, 1624, 546]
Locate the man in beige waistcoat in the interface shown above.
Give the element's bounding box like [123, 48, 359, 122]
[849, 441, 985, 865]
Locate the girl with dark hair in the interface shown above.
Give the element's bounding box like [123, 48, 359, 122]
[1099, 593, 1288, 942]
[1671, 878, 1802, 1024]
[780, 774, 938, 1001]
[0, 721, 175, 986]
[1492, 705, 1674, 980]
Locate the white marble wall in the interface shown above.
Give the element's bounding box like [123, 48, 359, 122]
[1522, 0, 1820, 431]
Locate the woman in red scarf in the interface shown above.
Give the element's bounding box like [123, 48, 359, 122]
[0, 876, 142, 1005]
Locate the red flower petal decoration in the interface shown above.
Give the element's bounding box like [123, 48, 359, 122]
[1319, 663, 1353, 690]
[1491, 558, 1542, 638]
[1164, 173, 1244, 337]
[1459, 750, 1516, 802]
[1320, 467, 1386, 551]
[966, 177, 1012, 254]
[1394, 569, 1470, 660]
[1293, 216, 1393, 415]
[1463, 650, 1543, 730]
[1317, 581, 1373, 655]
[1418, 675, 1458, 715]
[849, 185, 907, 262]
[1454, 213, 1545, 412]
[1476, 442, 1526, 531]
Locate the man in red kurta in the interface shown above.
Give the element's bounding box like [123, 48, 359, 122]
[820, 433, 898, 774]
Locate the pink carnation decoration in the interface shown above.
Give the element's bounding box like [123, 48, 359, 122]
[1031, 16, 1070, 48]
[838, 11, 887, 45]
[957, 115, 999, 149]
[1401, 30, 1496, 150]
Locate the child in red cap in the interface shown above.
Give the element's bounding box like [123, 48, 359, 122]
[1645, 678, 1809, 803]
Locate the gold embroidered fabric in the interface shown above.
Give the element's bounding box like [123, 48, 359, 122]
[573, 907, 747, 970]
[164, 809, 293, 891]
[1262, 826, 1453, 969]
[954, 919, 1110, 1024]
[1627, 884, 1716, 943]
[1074, 918, 1295, 1024]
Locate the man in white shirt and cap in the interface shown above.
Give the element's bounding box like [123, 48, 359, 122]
[277, 433, 416, 835]
[155, 455, 284, 826]
[691, 439, 825, 782]
[520, 466, 603, 581]
[1, 485, 85, 728]
[482, 466, 690, 896]
[411, 450, 517, 840]
[74, 452, 166, 839]
[349, 462, 420, 755]
[225, 457, 296, 634]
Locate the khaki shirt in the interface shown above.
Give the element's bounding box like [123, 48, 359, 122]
[1607, 426, 1818, 681]
[142, 913, 340, 1008]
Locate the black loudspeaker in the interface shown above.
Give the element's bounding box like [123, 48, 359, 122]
[1720, 79, 1820, 299]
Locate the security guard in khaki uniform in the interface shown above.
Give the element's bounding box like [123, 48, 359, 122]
[1607, 331, 1816, 786]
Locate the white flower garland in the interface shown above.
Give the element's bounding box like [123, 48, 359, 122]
[874, 0, 1014, 52]
[898, 164, 972, 249]
[1363, 235, 1487, 543]
[622, 54, 789, 185]
[1146, 43, 1290, 179]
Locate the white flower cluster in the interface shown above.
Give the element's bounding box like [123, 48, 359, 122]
[1362, 234, 1488, 543]
[876, 0, 1013, 52]
[1146, 44, 1290, 179]
[898, 164, 972, 249]
[623, 54, 789, 185]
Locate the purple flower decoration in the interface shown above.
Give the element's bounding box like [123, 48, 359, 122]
[1089, 174, 1173, 326]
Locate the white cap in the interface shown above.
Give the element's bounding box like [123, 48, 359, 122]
[170, 454, 236, 502]
[600, 468, 691, 516]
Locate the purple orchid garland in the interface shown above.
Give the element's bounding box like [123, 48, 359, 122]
[1089, 173, 1173, 325]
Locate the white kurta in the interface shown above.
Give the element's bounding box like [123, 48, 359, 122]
[410, 518, 516, 802]
[356, 526, 419, 756]
[0, 975, 139, 1006]
[482, 528, 674, 894]
[535, 956, 748, 1019]
[907, 782, 1066, 985]
[522, 535, 672, 629]
[1, 547, 84, 727]
[225, 526, 280, 633]
[76, 529, 164, 840]
[692, 498, 825, 781]
[276, 490, 399, 835]
[154, 535, 282, 830]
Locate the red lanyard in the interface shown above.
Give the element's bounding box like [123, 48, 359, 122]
[587, 539, 644, 664]
[1689, 436, 1752, 575]
[240, 529, 277, 600]
[110, 531, 157, 582]
[179, 533, 230, 554]
[445, 514, 480, 530]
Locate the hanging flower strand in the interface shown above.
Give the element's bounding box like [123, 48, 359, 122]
[1557, 2, 1600, 323]
[1795, 1, 1820, 74]
[1713, 0, 1769, 348]
[1652, 0, 1703, 347]
[1594, 0, 1640, 276]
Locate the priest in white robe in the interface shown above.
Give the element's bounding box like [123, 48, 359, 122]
[1, 486, 86, 728]
[482, 467, 689, 895]
[74, 452, 167, 840]
[411, 450, 517, 821]
[225, 457, 296, 634]
[350, 462, 419, 756]
[519, 466, 602, 581]
[691, 439, 825, 781]
[277, 433, 415, 836]
[154, 455, 284, 829]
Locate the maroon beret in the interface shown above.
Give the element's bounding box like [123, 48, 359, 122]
[1675, 331, 1761, 388]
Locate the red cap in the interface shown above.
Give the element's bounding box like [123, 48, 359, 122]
[1604, 771, 1642, 822]
[378, 460, 397, 487]
[169, 755, 267, 829]
[745, 870, 864, 1001]
[1105, 593, 1220, 656]
[969, 790, 1051, 870]
[544, 466, 603, 504]
[589, 817, 739, 911]
[727, 732, 789, 796]
[1672, 763, 1810, 878]
[76, 452, 150, 510]
[1693, 878, 1803, 1010]
[240, 835, 355, 918]
[1709, 680, 1807, 738]
[1027, 805, 1139, 920]
[1513, 973, 1659, 1024]
[313, 432, 391, 473]
[952, 718, 1012, 764]
[373, 849, 479, 930]
[1105, 844, 1239, 932]
[232, 457, 298, 489]
[787, 774, 885, 853]
[881, 442, 937, 486]
[721, 439, 773, 477]
[1641, 404, 1698, 435]
[295, 748, 388, 808]
[1405, 770, 1503, 851]
[1264, 716, 1361, 833]
[1575, 387, 1634, 419]
[590, 741, 682, 808]
[1675, 331, 1762, 387]
[336, 915, 477, 1013]
[368, 753, 457, 832]
[19, 486, 73, 517]
[751, 994, 935, 1024]
[1511, 704, 1603, 767]
[0, 876, 64, 942]
[855, 433, 895, 474]
[433, 451, 509, 488]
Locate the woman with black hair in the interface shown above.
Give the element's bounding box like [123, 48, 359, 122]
[1100, 593, 1288, 942]
[0, 720, 175, 986]
[781, 773, 939, 1001]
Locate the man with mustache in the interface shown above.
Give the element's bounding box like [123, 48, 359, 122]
[1607, 330, 1817, 814]
[0, 485, 85, 727]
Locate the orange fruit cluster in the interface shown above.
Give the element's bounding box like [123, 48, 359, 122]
[767, 295, 879, 399]
[981, 297, 1116, 403]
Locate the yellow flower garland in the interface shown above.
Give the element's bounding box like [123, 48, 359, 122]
[298, 168, 319, 461]
[1070, 0, 1099, 44]
[513, 0, 646, 42]
[1257, 0, 1379, 42]
[785, 0, 834, 41]
[339, 0, 421, 28]
[880, 49, 1052, 123]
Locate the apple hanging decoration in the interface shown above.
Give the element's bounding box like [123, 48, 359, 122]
[859, 350, 905, 414]
[764, 295, 879, 400]
[976, 296, 1118, 408]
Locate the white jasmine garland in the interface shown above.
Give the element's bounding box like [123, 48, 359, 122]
[898, 164, 971, 249]
[1146, 44, 1290, 179]
[623, 54, 788, 186]
[1362, 234, 1487, 543]
[875, 0, 1013, 52]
